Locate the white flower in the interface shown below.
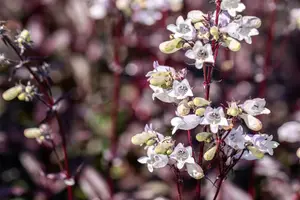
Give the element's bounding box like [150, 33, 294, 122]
[220, 0, 245, 17]
[168, 79, 193, 99]
[149, 85, 178, 103]
[187, 10, 205, 23]
[277, 121, 300, 143]
[200, 107, 228, 133]
[132, 10, 163, 26]
[224, 126, 246, 150]
[167, 16, 196, 40]
[185, 41, 214, 69]
[138, 146, 169, 172]
[240, 114, 262, 131]
[170, 143, 194, 169]
[171, 114, 201, 134]
[241, 98, 270, 116]
[289, 9, 300, 30]
[220, 16, 261, 44]
[186, 163, 204, 179]
[250, 134, 279, 156]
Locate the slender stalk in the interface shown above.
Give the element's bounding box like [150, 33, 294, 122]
[175, 168, 182, 200]
[2, 35, 73, 200]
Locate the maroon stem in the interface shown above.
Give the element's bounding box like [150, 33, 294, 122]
[3, 36, 73, 200]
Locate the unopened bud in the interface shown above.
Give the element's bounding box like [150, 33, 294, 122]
[159, 38, 183, 54]
[204, 145, 217, 161]
[146, 138, 156, 146]
[240, 114, 262, 132]
[193, 97, 210, 107]
[196, 132, 212, 142]
[2, 85, 23, 101]
[24, 128, 42, 139]
[177, 103, 190, 116]
[195, 108, 206, 116]
[210, 26, 219, 41]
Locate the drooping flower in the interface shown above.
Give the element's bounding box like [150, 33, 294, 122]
[185, 41, 214, 69]
[240, 113, 262, 131]
[200, 107, 228, 133]
[167, 16, 196, 40]
[250, 134, 279, 156]
[137, 146, 169, 172]
[241, 98, 270, 116]
[224, 126, 246, 150]
[169, 143, 194, 169]
[186, 163, 204, 179]
[220, 16, 261, 44]
[168, 79, 193, 99]
[171, 114, 201, 134]
[220, 0, 246, 17]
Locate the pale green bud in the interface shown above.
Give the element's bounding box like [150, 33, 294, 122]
[155, 142, 174, 154]
[247, 146, 264, 159]
[24, 128, 42, 139]
[166, 148, 173, 155]
[187, 101, 194, 108]
[210, 26, 219, 41]
[19, 29, 31, 43]
[195, 108, 206, 116]
[159, 38, 183, 54]
[2, 85, 23, 101]
[204, 145, 217, 161]
[224, 36, 241, 52]
[17, 92, 26, 101]
[227, 107, 241, 117]
[193, 97, 211, 107]
[196, 132, 212, 142]
[146, 138, 156, 146]
[177, 103, 190, 116]
[131, 131, 156, 146]
[194, 22, 205, 30]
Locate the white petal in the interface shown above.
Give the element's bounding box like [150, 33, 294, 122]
[185, 50, 196, 59]
[210, 124, 219, 133]
[261, 108, 271, 115]
[219, 118, 229, 126]
[138, 157, 148, 164]
[177, 161, 185, 169]
[237, 3, 246, 12]
[195, 60, 204, 69]
[167, 24, 177, 33]
[147, 164, 154, 172]
[185, 156, 195, 164]
[176, 16, 184, 25]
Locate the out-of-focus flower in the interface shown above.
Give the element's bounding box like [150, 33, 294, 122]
[220, 0, 245, 17]
[289, 8, 300, 30]
[241, 98, 270, 116]
[185, 41, 214, 69]
[187, 10, 206, 23]
[167, 16, 196, 40]
[224, 126, 246, 150]
[88, 0, 109, 19]
[186, 163, 204, 179]
[171, 114, 201, 134]
[138, 146, 169, 172]
[169, 143, 194, 169]
[277, 121, 300, 143]
[200, 107, 228, 133]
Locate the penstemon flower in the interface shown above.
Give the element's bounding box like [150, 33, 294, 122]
[224, 126, 246, 150]
[171, 114, 201, 134]
[167, 16, 196, 40]
[200, 107, 228, 133]
[169, 143, 195, 169]
[185, 41, 214, 69]
[241, 98, 271, 116]
[168, 79, 193, 99]
[220, 0, 245, 17]
[249, 134, 280, 156]
[138, 146, 169, 172]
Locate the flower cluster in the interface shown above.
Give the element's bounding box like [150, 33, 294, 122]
[132, 0, 279, 182]
[88, 0, 183, 26]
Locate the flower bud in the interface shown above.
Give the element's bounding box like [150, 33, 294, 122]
[227, 107, 241, 117]
[194, 22, 205, 30]
[210, 26, 219, 41]
[159, 38, 183, 54]
[195, 108, 206, 116]
[196, 132, 212, 142]
[247, 146, 264, 159]
[24, 128, 42, 139]
[2, 85, 23, 101]
[17, 92, 26, 101]
[146, 138, 156, 146]
[240, 114, 262, 132]
[204, 145, 217, 161]
[155, 142, 174, 154]
[177, 103, 190, 116]
[131, 132, 156, 146]
[224, 36, 241, 52]
[187, 101, 194, 107]
[19, 29, 31, 43]
[166, 148, 173, 155]
[193, 97, 210, 107]
[149, 72, 173, 89]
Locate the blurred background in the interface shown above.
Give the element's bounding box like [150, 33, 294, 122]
[0, 0, 300, 199]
